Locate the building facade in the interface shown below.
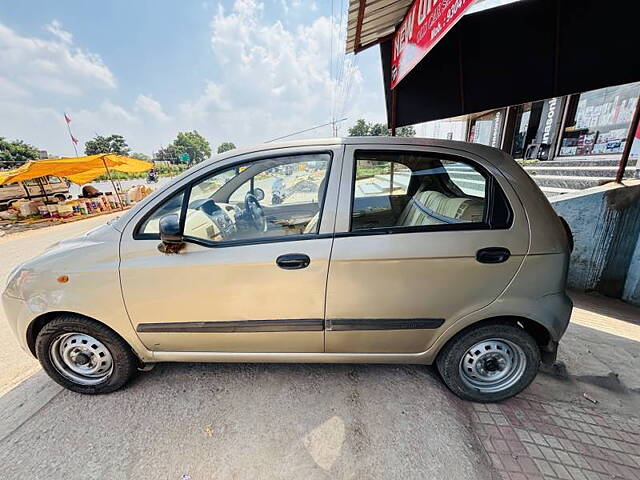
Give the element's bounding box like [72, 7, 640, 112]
[418, 81, 640, 163]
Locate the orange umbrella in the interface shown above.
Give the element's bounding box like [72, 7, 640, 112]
[0, 154, 153, 185]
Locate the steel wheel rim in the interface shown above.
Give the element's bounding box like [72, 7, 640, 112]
[459, 338, 527, 394]
[49, 333, 113, 386]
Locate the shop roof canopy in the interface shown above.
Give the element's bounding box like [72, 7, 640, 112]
[349, 0, 640, 127]
[0, 154, 153, 186]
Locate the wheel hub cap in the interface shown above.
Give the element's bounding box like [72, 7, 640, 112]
[50, 333, 114, 386]
[459, 338, 527, 394]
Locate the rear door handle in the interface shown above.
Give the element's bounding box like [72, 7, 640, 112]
[476, 247, 511, 264]
[276, 253, 310, 270]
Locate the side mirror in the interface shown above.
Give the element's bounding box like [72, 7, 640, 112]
[159, 214, 183, 244]
[253, 187, 265, 201]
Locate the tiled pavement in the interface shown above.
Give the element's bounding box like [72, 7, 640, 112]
[470, 396, 640, 480]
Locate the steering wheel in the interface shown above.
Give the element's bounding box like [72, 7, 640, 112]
[244, 192, 267, 232]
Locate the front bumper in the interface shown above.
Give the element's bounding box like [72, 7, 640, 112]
[1, 291, 33, 356]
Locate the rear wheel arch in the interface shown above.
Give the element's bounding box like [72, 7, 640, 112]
[436, 315, 552, 359]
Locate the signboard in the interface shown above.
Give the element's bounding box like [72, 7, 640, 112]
[179, 153, 190, 163]
[533, 97, 566, 159]
[391, 0, 476, 89]
[630, 120, 640, 160]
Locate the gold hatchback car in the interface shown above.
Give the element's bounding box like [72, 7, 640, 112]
[3, 138, 573, 402]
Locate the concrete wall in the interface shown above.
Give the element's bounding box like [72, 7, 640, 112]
[550, 181, 640, 306]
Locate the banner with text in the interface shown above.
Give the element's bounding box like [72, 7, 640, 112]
[391, 0, 475, 89]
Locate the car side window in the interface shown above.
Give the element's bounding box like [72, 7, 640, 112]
[351, 151, 489, 232]
[228, 159, 327, 207]
[354, 160, 410, 198]
[138, 191, 185, 235]
[137, 153, 331, 243]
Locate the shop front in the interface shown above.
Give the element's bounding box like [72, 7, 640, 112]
[433, 81, 640, 163]
[558, 82, 640, 158]
[467, 109, 506, 149]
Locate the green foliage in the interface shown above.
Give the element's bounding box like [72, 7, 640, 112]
[397, 125, 417, 137]
[156, 131, 212, 165]
[0, 137, 39, 167]
[94, 162, 189, 181]
[173, 130, 211, 164]
[155, 144, 182, 163]
[130, 152, 150, 161]
[217, 142, 236, 154]
[84, 134, 131, 156]
[355, 164, 391, 180]
[348, 119, 369, 136]
[347, 119, 416, 137]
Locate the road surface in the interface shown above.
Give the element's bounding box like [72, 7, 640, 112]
[1, 208, 640, 479]
[0, 214, 494, 480]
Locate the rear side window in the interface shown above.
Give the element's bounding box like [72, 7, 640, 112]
[351, 151, 509, 232]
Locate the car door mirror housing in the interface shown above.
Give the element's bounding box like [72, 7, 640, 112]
[159, 214, 183, 244]
[158, 214, 185, 254]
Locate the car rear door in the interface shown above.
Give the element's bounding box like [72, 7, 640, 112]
[324, 143, 529, 354]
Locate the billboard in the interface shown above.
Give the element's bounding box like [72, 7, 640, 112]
[391, 0, 475, 89]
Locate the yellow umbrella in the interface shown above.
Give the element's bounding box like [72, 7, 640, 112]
[0, 154, 153, 185]
[0, 154, 154, 210]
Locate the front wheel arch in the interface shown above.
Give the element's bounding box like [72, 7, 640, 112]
[26, 311, 141, 366]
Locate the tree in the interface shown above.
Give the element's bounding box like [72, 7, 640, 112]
[156, 144, 182, 163]
[0, 137, 39, 167]
[369, 123, 389, 136]
[348, 119, 370, 136]
[217, 142, 236, 154]
[84, 134, 131, 156]
[397, 125, 416, 137]
[130, 152, 150, 161]
[173, 130, 211, 164]
[347, 119, 416, 137]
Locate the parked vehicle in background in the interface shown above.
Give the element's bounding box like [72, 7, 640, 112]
[2, 137, 573, 402]
[0, 176, 71, 210]
[146, 169, 158, 184]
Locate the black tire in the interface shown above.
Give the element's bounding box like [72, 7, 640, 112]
[35, 315, 138, 394]
[436, 322, 540, 402]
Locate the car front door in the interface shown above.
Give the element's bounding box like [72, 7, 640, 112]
[119, 147, 341, 353]
[325, 144, 530, 354]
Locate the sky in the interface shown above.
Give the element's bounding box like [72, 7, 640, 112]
[0, 0, 387, 157]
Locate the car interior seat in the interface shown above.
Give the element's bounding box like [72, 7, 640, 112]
[397, 190, 484, 226]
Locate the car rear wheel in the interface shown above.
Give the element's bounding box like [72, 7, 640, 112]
[436, 323, 540, 402]
[35, 315, 138, 394]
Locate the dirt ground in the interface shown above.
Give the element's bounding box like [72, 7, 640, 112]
[0, 215, 638, 479]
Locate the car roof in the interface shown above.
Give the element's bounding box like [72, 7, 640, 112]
[206, 137, 509, 168]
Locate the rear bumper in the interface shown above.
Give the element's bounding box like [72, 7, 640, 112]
[547, 291, 573, 341]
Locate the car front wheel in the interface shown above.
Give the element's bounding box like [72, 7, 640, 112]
[436, 322, 540, 402]
[35, 315, 138, 394]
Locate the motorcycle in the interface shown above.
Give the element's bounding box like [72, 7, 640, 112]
[271, 189, 285, 205]
[271, 177, 286, 205]
[146, 172, 159, 184]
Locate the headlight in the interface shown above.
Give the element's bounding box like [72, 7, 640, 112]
[5, 264, 22, 288]
[4, 265, 29, 299]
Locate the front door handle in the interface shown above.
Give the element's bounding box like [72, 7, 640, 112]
[276, 253, 310, 270]
[476, 247, 511, 264]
